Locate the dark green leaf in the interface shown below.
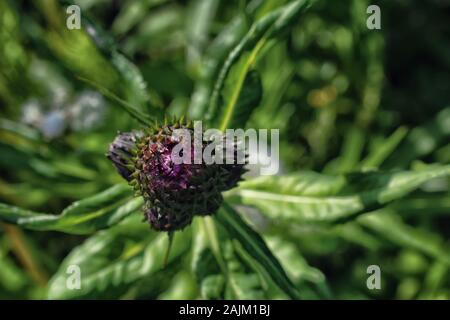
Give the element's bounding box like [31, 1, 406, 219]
[196, 240, 266, 299]
[215, 202, 300, 299]
[358, 210, 450, 266]
[226, 165, 450, 224]
[188, 0, 265, 119]
[219, 67, 263, 129]
[77, 76, 154, 126]
[384, 107, 450, 168]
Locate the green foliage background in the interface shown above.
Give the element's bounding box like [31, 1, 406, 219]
[0, 0, 449, 299]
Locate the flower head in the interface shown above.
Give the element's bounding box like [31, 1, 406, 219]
[107, 119, 246, 231]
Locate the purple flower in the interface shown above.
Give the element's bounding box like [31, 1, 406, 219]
[107, 120, 246, 232]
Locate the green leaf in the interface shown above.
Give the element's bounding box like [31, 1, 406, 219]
[220, 67, 263, 129]
[193, 213, 289, 299]
[264, 236, 332, 299]
[188, 0, 266, 119]
[192, 219, 265, 299]
[390, 194, 450, 217]
[109, 51, 164, 116]
[207, 0, 312, 130]
[265, 236, 327, 285]
[157, 271, 198, 300]
[0, 247, 29, 293]
[361, 126, 408, 169]
[61, 2, 163, 120]
[47, 216, 192, 299]
[112, 0, 169, 36]
[195, 241, 266, 299]
[332, 223, 382, 251]
[418, 262, 448, 299]
[201, 274, 226, 299]
[110, 52, 150, 109]
[224, 267, 266, 299]
[358, 210, 450, 266]
[64, 0, 162, 116]
[230, 239, 289, 299]
[191, 218, 223, 278]
[329, 126, 365, 174]
[185, 0, 219, 67]
[215, 202, 300, 299]
[226, 165, 450, 224]
[0, 119, 41, 142]
[0, 184, 143, 234]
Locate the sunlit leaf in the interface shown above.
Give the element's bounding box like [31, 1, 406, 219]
[47, 216, 191, 299]
[207, 0, 312, 130]
[0, 184, 142, 234]
[226, 165, 450, 223]
[358, 210, 450, 266]
[215, 202, 300, 299]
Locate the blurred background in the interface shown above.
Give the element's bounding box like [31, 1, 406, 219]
[0, 0, 449, 299]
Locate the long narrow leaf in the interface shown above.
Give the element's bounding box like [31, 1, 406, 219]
[48, 217, 191, 299]
[215, 202, 300, 299]
[207, 0, 312, 130]
[226, 165, 450, 224]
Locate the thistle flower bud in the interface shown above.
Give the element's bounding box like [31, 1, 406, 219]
[107, 119, 246, 232]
